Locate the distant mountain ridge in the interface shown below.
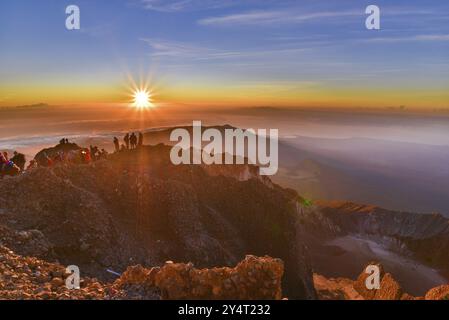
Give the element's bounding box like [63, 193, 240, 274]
[0, 103, 50, 110]
[139, 124, 449, 216]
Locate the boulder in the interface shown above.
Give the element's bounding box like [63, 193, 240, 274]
[353, 262, 404, 300]
[425, 285, 449, 300]
[115, 255, 284, 300]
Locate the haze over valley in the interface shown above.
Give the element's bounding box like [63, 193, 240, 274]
[3, 104, 449, 217]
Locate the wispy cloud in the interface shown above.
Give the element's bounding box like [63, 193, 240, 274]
[198, 10, 360, 26]
[140, 38, 309, 61]
[140, 38, 242, 60]
[198, 7, 442, 27]
[138, 0, 237, 12]
[78, 24, 115, 37]
[365, 34, 449, 43]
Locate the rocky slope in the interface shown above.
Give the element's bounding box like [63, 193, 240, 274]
[0, 244, 283, 300]
[314, 262, 449, 300]
[294, 200, 449, 296]
[0, 143, 315, 299]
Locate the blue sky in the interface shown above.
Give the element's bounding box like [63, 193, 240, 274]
[0, 0, 448, 107]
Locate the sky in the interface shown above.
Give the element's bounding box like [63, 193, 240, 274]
[0, 0, 448, 109]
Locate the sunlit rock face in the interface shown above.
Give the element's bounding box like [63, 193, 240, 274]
[116, 255, 284, 300]
[0, 245, 283, 300]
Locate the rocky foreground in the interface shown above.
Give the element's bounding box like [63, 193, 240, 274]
[0, 244, 283, 300]
[3, 238, 448, 300]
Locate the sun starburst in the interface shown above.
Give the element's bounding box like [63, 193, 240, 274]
[133, 89, 152, 109]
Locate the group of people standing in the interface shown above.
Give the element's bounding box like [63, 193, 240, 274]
[89, 145, 109, 161]
[113, 132, 143, 153]
[1, 131, 145, 177]
[0, 151, 26, 172]
[37, 139, 108, 169]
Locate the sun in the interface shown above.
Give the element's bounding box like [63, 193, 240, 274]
[133, 89, 152, 109]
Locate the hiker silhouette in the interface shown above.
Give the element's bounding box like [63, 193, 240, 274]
[113, 137, 120, 153]
[138, 132, 143, 148]
[124, 133, 130, 150]
[11, 151, 26, 171]
[130, 132, 137, 149]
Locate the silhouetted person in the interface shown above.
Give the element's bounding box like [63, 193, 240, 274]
[0, 152, 7, 172]
[130, 132, 137, 149]
[99, 149, 108, 159]
[60, 138, 66, 145]
[82, 149, 92, 163]
[1, 152, 9, 172]
[89, 145, 99, 160]
[113, 137, 120, 153]
[138, 132, 143, 148]
[93, 146, 99, 160]
[44, 153, 53, 167]
[124, 133, 130, 150]
[65, 138, 69, 144]
[11, 151, 26, 171]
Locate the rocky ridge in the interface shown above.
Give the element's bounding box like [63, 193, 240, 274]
[314, 262, 449, 300]
[302, 201, 449, 271]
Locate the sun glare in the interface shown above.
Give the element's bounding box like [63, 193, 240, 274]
[133, 89, 152, 109]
